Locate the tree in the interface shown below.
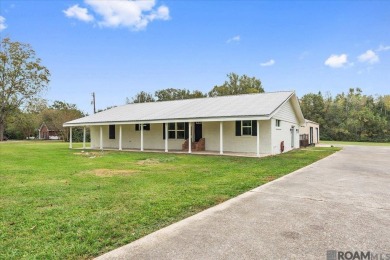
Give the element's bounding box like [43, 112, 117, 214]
[155, 88, 206, 101]
[300, 92, 326, 125]
[0, 38, 50, 141]
[208, 73, 264, 97]
[127, 91, 155, 104]
[40, 101, 84, 141]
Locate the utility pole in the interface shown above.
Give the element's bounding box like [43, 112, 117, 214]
[91, 92, 96, 114]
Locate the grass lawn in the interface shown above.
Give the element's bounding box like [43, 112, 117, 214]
[0, 141, 340, 259]
[321, 140, 390, 146]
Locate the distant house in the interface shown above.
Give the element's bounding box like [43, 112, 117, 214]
[38, 123, 61, 140]
[299, 119, 320, 146]
[63, 91, 305, 156]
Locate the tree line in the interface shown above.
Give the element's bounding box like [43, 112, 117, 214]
[5, 99, 86, 141]
[300, 88, 390, 142]
[126, 72, 264, 103]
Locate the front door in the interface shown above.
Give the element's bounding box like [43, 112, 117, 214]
[195, 122, 202, 142]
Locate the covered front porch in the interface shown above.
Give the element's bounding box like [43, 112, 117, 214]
[68, 120, 274, 157]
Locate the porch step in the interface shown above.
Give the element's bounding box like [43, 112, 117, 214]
[182, 138, 205, 151]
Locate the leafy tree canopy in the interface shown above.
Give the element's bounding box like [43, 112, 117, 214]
[127, 91, 155, 104]
[208, 73, 264, 97]
[0, 37, 50, 140]
[155, 88, 206, 101]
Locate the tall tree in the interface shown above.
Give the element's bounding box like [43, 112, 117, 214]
[300, 92, 325, 126]
[127, 91, 155, 104]
[208, 73, 264, 97]
[0, 38, 50, 141]
[155, 88, 206, 101]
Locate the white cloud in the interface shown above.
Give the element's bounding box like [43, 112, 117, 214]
[260, 59, 275, 67]
[0, 16, 7, 31]
[324, 54, 348, 68]
[83, 0, 170, 30]
[226, 35, 240, 43]
[377, 44, 390, 52]
[358, 50, 379, 64]
[63, 4, 94, 22]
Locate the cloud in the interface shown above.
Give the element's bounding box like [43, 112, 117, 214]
[358, 50, 379, 64]
[377, 44, 390, 52]
[63, 4, 94, 22]
[260, 59, 275, 67]
[324, 54, 348, 68]
[226, 35, 240, 43]
[0, 16, 7, 31]
[81, 0, 170, 30]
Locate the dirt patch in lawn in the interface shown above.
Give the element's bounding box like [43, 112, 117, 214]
[261, 176, 276, 182]
[85, 169, 139, 177]
[137, 157, 177, 165]
[74, 151, 105, 158]
[137, 158, 161, 165]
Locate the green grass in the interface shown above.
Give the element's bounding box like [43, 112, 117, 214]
[321, 140, 390, 146]
[0, 141, 340, 259]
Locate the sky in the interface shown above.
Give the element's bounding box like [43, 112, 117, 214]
[1, 0, 390, 114]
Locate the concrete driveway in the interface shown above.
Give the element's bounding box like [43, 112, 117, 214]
[97, 146, 390, 259]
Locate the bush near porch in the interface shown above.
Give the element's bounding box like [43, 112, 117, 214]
[0, 141, 340, 259]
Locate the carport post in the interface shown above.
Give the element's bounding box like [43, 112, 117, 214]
[99, 126, 103, 150]
[140, 124, 144, 151]
[256, 120, 260, 157]
[188, 122, 192, 154]
[69, 127, 73, 149]
[219, 121, 223, 155]
[165, 123, 168, 152]
[119, 125, 122, 151]
[82, 126, 86, 149]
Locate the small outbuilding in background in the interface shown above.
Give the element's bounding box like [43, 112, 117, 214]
[300, 119, 319, 147]
[38, 123, 61, 140]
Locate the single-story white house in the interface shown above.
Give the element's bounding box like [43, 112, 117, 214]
[300, 119, 320, 146]
[63, 91, 305, 156]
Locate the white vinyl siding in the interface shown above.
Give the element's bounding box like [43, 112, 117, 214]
[274, 99, 299, 124]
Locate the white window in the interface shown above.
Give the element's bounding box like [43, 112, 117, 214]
[168, 123, 185, 139]
[276, 120, 281, 127]
[242, 120, 252, 136]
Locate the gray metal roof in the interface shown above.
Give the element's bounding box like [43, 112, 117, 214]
[64, 91, 298, 126]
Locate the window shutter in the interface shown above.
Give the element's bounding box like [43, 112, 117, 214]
[163, 123, 166, 139]
[135, 124, 140, 131]
[235, 121, 241, 136]
[252, 120, 257, 136]
[184, 122, 189, 139]
[109, 125, 115, 139]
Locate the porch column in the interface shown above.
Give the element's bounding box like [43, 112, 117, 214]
[165, 123, 168, 152]
[219, 121, 223, 155]
[119, 125, 122, 151]
[99, 126, 103, 150]
[38, 129, 41, 140]
[69, 127, 73, 149]
[188, 122, 192, 154]
[140, 124, 144, 151]
[82, 126, 86, 149]
[256, 120, 260, 157]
